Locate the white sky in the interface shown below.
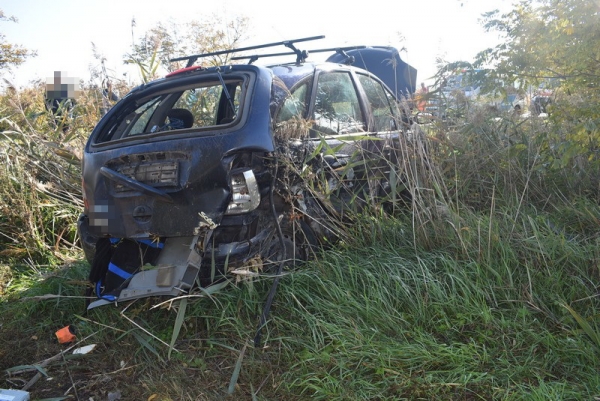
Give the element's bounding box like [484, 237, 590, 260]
[0, 0, 513, 89]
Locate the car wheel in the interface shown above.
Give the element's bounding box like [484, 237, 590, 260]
[263, 213, 317, 270]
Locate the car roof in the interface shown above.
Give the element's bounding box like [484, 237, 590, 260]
[267, 63, 316, 89]
[163, 36, 417, 99]
[158, 60, 391, 95]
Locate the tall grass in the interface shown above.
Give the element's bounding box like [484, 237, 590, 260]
[2, 204, 599, 399]
[0, 82, 103, 265]
[2, 82, 600, 399]
[268, 209, 600, 399]
[255, 107, 600, 399]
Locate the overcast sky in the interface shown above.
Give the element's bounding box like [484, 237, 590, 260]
[0, 0, 513, 88]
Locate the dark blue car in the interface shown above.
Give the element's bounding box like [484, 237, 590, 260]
[78, 37, 418, 308]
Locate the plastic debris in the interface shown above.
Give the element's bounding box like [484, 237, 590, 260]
[72, 344, 97, 355]
[55, 325, 76, 344]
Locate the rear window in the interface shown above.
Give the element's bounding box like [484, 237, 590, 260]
[96, 78, 245, 143]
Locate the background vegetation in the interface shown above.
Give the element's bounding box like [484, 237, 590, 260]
[1, 0, 600, 399]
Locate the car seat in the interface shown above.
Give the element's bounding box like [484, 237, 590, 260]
[166, 108, 194, 129]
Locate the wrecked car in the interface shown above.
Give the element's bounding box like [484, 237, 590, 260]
[77, 36, 418, 308]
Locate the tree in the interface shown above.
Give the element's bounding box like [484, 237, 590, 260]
[0, 9, 35, 71]
[124, 14, 249, 83]
[475, 0, 600, 91]
[471, 0, 600, 195]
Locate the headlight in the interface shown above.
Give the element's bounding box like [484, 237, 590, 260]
[225, 169, 260, 215]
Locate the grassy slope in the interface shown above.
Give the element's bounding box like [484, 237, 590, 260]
[1, 209, 599, 400]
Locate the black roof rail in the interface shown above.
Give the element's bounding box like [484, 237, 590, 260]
[170, 35, 325, 67]
[231, 46, 367, 65]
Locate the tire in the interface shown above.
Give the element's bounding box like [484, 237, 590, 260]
[263, 213, 318, 270]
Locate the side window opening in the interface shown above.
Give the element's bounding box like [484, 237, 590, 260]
[97, 78, 244, 143]
[276, 82, 308, 124]
[358, 74, 397, 132]
[172, 82, 242, 127]
[273, 79, 312, 140]
[312, 72, 365, 136]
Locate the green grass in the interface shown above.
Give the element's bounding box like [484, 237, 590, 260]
[267, 218, 600, 400]
[2, 207, 600, 400]
[1, 84, 599, 398]
[2, 28, 600, 399]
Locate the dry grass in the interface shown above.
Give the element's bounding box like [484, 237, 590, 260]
[2, 74, 600, 399]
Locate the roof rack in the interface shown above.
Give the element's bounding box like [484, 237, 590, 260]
[169, 35, 326, 67]
[231, 46, 367, 65]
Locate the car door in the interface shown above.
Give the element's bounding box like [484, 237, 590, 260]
[311, 69, 400, 209]
[354, 72, 407, 204]
[273, 68, 404, 213]
[308, 69, 375, 211]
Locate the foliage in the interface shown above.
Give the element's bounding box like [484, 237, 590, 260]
[124, 14, 250, 82]
[1, 1, 600, 399]
[0, 9, 36, 71]
[473, 0, 600, 182]
[0, 81, 96, 265]
[429, 0, 600, 202]
[478, 0, 600, 89]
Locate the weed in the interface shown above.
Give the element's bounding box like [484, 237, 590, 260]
[2, 68, 600, 400]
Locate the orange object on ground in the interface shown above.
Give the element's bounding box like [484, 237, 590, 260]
[55, 325, 76, 344]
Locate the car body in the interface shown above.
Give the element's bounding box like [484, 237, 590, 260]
[78, 37, 418, 308]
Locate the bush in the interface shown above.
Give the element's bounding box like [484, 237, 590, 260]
[0, 82, 98, 265]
